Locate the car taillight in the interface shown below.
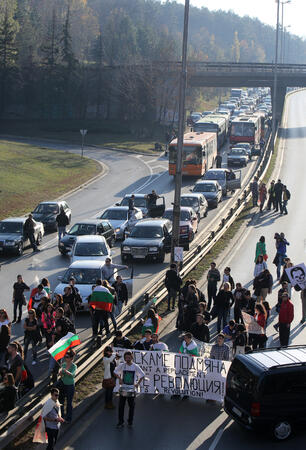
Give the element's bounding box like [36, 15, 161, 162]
[251, 402, 260, 417]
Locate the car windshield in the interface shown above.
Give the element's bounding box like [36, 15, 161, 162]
[121, 197, 147, 208]
[34, 203, 59, 214]
[204, 171, 224, 180]
[68, 223, 96, 236]
[236, 143, 250, 150]
[193, 183, 216, 193]
[74, 242, 108, 257]
[130, 226, 163, 239]
[101, 209, 127, 220]
[0, 222, 23, 234]
[181, 197, 199, 208]
[163, 210, 191, 221]
[230, 149, 246, 156]
[62, 268, 101, 284]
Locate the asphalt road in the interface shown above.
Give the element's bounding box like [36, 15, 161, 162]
[58, 91, 306, 449]
[0, 133, 255, 378]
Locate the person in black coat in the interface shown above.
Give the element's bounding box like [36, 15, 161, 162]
[56, 207, 70, 241]
[183, 285, 200, 331]
[191, 314, 210, 343]
[0, 373, 17, 413]
[165, 263, 182, 311]
[273, 179, 283, 212]
[215, 282, 234, 333]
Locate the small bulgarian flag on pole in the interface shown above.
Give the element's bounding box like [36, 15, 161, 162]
[48, 332, 81, 361]
[89, 286, 114, 311]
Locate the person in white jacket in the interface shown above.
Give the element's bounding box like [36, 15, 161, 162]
[102, 346, 119, 409]
[254, 255, 267, 278]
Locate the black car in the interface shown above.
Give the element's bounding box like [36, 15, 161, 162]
[58, 219, 115, 255]
[121, 218, 172, 263]
[32, 201, 71, 231]
[225, 346, 306, 441]
[0, 217, 44, 256]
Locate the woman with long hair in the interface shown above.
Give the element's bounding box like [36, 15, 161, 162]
[253, 303, 267, 350]
[52, 294, 64, 309]
[141, 309, 159, 335]
[254, 254, 267, 278]
[0, 309, 11, 332]
[41, 304, 55, 348]
[58, 350, 77, 423]
[254, 236, 266, 263]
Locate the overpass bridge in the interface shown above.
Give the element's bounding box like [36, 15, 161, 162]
[106, 62, 306, 120]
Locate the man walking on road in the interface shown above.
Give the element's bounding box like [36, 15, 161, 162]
[267, 180, 276, 210]
[23, 214, 39, 252]
[128, 195, 135, 219]
[278, 293, 294, 346]
[281, 185, 290, 215]
[114, 351, 145, 429]
[216, 153, 222, 168]
[56, 207, 69, 240]
[207, 262, 220, 311]
[165, 263, 182, 311]
[250, 177, 259, 207]
[274, 179, 283, 212]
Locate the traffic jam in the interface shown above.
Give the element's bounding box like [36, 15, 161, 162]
[0, 87, 272, 312]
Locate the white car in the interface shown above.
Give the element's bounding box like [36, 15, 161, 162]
[54, 260, 133, 311]
[54, 260, 107, 310]
[100, 206, 143, 240]
[70, 235, 111, 264]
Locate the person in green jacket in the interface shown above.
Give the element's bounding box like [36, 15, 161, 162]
[254, 236, 266, 263]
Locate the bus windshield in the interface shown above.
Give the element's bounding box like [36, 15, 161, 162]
[194, 123, 218, 133]
[231, 122, 255, 137]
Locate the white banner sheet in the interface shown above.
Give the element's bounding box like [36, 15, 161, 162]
[113, 348, 230, 401]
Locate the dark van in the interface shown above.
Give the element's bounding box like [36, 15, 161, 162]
[224, 346, 306, 441]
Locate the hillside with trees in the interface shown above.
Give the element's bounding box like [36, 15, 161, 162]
[0, 0, 305, 132]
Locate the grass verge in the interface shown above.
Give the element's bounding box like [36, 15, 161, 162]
[0, 140, 101, 220]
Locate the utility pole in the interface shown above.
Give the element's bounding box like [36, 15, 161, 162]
[171, 0, 190, 263]
[80, 129, 88, 157]
[272, 0, 280, 151]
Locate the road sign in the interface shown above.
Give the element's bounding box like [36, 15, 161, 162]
[174, 246, 184, 262]
[80, 129, 88, 136]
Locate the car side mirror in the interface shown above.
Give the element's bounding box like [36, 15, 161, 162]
[115, 203, 120, 206]
[190, 189, 193, 192]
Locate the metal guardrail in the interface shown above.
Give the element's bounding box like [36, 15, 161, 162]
[0, 131, 274, 446]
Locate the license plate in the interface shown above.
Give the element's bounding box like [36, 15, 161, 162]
[133, 255, 145, 259]
[232, 406, 242, 417]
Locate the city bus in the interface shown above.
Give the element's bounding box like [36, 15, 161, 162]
[207, 113, 230, 135]
[230, 115, 261, 146]
[252, 110, 266, 139]
[169, 131, 217, 177]
[193, 115, 227, 148]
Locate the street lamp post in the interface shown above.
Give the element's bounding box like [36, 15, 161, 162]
[280, 1, 291, 64]
[283, 25, 291, 63]
[80, 129, 88, 157]
[171, 0, 190, 264]
[272, 0, 280, 149]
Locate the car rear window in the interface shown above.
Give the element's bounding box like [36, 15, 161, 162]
[262, 371, 306, 396]
[227, 359, 259, 395]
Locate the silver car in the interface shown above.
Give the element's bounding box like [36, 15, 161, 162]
[100, 206, 143, 240]
[180, 193, 208, 221]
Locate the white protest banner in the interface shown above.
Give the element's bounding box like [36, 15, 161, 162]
[113, 348, 230, 402]
[242, 311, 264, 335]
[193, 339, 213, 358]
[285, 263, 306, 290]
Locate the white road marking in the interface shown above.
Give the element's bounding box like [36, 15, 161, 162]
[186, 413, 228, 450]
[208, 419, 233, 450]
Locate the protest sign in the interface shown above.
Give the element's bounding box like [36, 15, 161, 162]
[285, 263, 306, 290]
[242, 311, 264, 334]
[113, 348, 230, 401]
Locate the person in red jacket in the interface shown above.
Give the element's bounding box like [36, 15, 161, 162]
[278, 293, 294, 347]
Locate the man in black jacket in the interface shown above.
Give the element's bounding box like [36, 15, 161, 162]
[112, 276, 129, 316]
[207, 262, 220, 311]
[56, 207, 69, 241]
[273, 179, 283, 212]
[165, 263, 182, 311]
[191, 314, 210, 343]
[23, 214, 39, 252]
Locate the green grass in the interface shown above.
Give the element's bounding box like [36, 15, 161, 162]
[0, 140, 100, 220]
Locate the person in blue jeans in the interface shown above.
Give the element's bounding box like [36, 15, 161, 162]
[58, 350, 77, 423]
[275, 233, 290, 280]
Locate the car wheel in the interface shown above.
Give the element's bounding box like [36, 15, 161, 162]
[16, 242, 23, 256]
[272, 420, 293, 441]
[121, 254, 129, 263]
[36, 232, 43, 246]
[157, 251, 165, 263]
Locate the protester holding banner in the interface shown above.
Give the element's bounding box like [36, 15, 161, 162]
[114, 351, 145, 429]
[134, 329, 153, 350]
[150, 333, 168, 351]
[210, 334, 230, 361]
[179, 333, 199, 356]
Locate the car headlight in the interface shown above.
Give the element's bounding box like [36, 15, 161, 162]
[149, 247, 158, 252]
[115, 227, 121, 233]
[123, 246, 131, 252]
[59, 242, 65, 247]
[5, 240, 16, 246]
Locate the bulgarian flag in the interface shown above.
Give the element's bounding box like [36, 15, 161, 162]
[89, 286, 114, 312]
[179, 340, 199, 357]
[48, 332, 81, 361]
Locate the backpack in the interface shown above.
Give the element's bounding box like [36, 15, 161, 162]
[286, 189, 291, 200]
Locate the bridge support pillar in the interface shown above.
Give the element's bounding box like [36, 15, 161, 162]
[271, 85, 286, 124]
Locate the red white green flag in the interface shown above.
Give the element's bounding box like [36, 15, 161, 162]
[89, 286, 114, 311]
[48, 332, 81, 361]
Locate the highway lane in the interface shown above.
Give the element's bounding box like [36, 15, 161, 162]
[59, 90, 306, 449]
[0, 137, 255, 379]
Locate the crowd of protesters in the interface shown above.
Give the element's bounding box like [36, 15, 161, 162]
[251, 177, 291, 214]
